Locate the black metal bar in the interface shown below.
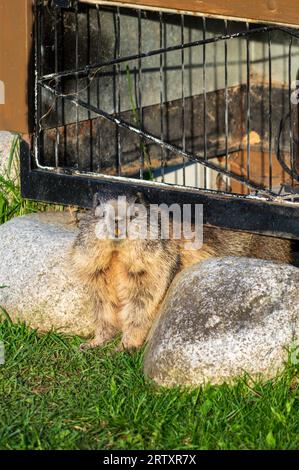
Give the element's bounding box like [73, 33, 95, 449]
[202, 16, 207, 190]
[268, 31, 273, 190]
[96, 5, 101, 111]
[116, 7, 122, 176]
[96, 4, 102, 171]
[289, 36, 294, 181]
[40, 25, 279, 83]
[87, 6, 93, 172]
[75, 2, 79, 164]
[224, 19, 229, 190]
[54, 6, 60, 169]
[181, 14, 186, 186]
[277, 112, 299, 182]
[138, 9, 144, 179]
[159, 11, 165, 183]
[20, 141, 299, 241]
[60, 8, 66, 167]
[246, 22, 251, 184]
[35, 1, 42, 165]
[40, 80, 278, 198]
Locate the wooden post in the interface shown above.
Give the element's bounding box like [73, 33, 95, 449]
[0, 0, 33, 134]
[82, 0, 299, 28]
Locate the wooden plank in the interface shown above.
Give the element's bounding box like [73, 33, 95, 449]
[81, 0, 299, 27]
[0, 0, 33, 134]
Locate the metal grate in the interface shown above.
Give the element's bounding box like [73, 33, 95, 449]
[21, 0, 299, 239]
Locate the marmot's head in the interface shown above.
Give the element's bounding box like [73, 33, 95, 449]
[92, 191, 149, 242]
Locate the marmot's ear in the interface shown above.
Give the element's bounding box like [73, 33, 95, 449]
[92, 192, 101, 211]
[135, 191, 147, 205]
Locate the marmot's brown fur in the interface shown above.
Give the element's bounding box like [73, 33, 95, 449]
[71, 192, 294, 351]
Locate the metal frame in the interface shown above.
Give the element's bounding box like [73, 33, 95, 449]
[21, 0, 299, 239]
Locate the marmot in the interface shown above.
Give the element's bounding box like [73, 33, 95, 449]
[71, 191, 294, 351]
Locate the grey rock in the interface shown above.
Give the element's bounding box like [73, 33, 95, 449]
[0, 131, 15, 179]
[144, 257, 299, 387]
[0, 212, 94, 336]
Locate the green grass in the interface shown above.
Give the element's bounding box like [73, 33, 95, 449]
[0, 320, 299, 450]
[1, 135, 299, 450]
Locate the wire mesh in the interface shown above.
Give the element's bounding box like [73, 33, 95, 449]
[35, 1, 299, 201]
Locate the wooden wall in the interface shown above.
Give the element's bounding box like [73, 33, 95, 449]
[0, 0, 33, 134]
[82, 0, 299, 27]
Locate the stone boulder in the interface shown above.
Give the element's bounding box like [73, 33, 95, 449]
[0, 131, 15, 180]
[0, 212, 94, 336]
[144, 257, 299, 387]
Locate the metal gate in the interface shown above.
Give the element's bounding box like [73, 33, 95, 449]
[19, 0, 299, 239]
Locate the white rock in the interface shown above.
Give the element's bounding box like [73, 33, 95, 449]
[144, 257, 299, 386]
[0, 212, 94, 336]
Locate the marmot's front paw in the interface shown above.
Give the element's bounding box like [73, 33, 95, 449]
[80, 326, 118, 351]
[115, 329, 146, 352]
[113, 342, 138, 353]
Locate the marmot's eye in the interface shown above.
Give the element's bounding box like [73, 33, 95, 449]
[95, 205, 107, 219]
[129, 212, 138, 221]
[131, 206, 140, 217]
